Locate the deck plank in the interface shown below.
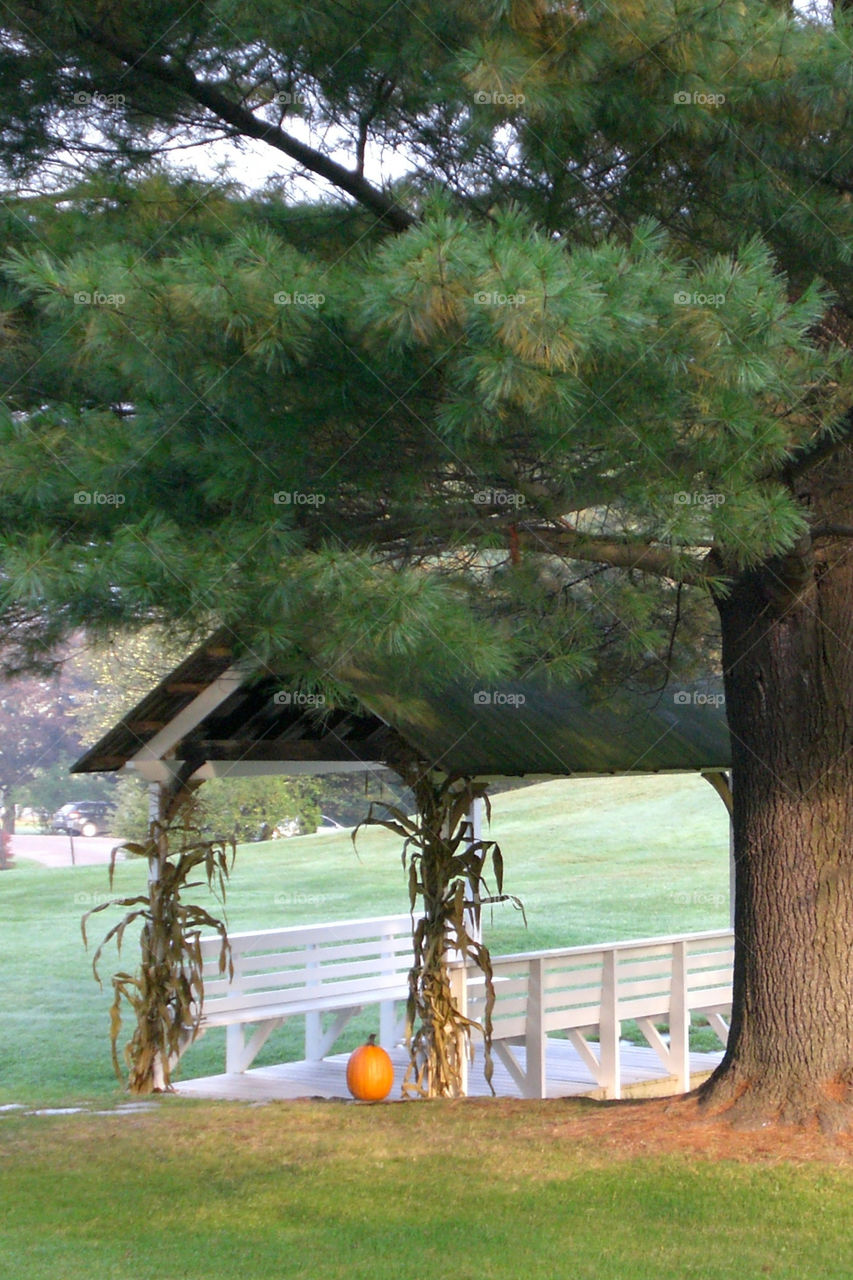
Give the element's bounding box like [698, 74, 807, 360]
[176, 1038, 723, 1103]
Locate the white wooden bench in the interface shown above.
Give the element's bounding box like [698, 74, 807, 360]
[197, 916, 733, 1096]
[459, 929, 734, 1099]
[198, 914, 413, 1073]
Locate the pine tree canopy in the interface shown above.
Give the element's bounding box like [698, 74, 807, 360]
[0, 0, 851, 688]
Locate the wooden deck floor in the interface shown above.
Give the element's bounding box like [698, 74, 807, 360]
[176, 1039, 724, 1103]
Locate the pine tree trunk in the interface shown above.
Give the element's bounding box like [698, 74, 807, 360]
[700, 447, 853, 1131]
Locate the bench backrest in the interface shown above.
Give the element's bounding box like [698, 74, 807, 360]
[199, 917, 733, 1034]
[200, 913, 414, 1018]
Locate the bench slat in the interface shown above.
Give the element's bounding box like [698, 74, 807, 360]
[206, 914, 412, 950]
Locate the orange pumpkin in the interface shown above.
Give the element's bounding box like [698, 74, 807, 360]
[346, 1034, 394, 1101]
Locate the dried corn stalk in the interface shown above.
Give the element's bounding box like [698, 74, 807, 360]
[82, 793, 233, 1094]
[357, 768, 522, 1098]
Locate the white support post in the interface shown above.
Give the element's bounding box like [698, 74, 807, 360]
[702, 770, 735, 930]
[147, 781, 164, 831]
[226, 1020, 285, 1073]
[465, 796, 484, 946]
[450, 964, 469, 1097]
[525, 957, 547, 1099]
[379, 927, 397, 1048]
[304, 1013, 322, 1061]
[669, 940, 690, 1093]
[379, 1000, 397, 1049]
[729, 813, 736, 931]
[492, 1042, 529, 1095]
[304, 943, 322, 1059]
[599, 949, 621, 1100]
[706, 1010, 730, 1047]
[567, 1029, 605, 1083]
[635, 1016, 674, 1072]
[314, 1008, 359, 1058]
[147, 781, 164, 888]
[224, 941, 245, 1071]
[226, 1025, 244, 1073]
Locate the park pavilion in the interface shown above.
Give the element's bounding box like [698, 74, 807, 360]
[72, 632, 735, 1102]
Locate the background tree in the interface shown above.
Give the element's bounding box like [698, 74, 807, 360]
[111, 773, 323, 844]
[14, 755, 115, 825]
[1, 0, 852, 1126]
[0, 673, 85, 856]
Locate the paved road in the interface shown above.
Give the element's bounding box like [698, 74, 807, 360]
[8, 833, 127, 868]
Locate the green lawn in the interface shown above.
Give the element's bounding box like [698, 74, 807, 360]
[0, 1101, 849, 1280]
[1, 774, 730, 1106]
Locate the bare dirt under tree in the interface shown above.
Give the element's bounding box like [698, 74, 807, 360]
[488, 1094, 853, 1166]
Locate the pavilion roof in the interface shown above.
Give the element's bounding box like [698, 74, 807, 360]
[72, 632, 730, 781]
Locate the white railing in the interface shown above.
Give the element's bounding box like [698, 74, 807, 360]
[456, 929, 734, 1099]
[198, 916, 734, 1097]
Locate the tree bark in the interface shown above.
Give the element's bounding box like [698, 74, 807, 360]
[700, 445, 853, 1131]
[0, 788, 13, 869]
[2, 789, 15, 836]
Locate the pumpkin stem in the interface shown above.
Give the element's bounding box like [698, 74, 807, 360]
[367, 1033, 377, 1046]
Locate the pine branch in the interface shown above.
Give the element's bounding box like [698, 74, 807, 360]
[810, 524, 853, 540]
[777, 411, 853, 484]
[75, 24, 415, 232]
[514, 523, 709, 585]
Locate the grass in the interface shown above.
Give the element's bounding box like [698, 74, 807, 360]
[0, 773, 730, 1106]
[0, 1101, 850, 1280]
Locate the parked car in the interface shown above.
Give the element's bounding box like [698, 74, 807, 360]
[270, 817, 303, 839]
[50, 801, 115, 838]
[250, 816, 303, 842]
[316, 814, 346, 832]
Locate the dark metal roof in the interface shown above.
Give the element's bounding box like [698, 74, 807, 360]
[73, 632, 730, 780]
[370, 681, 730, 777]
